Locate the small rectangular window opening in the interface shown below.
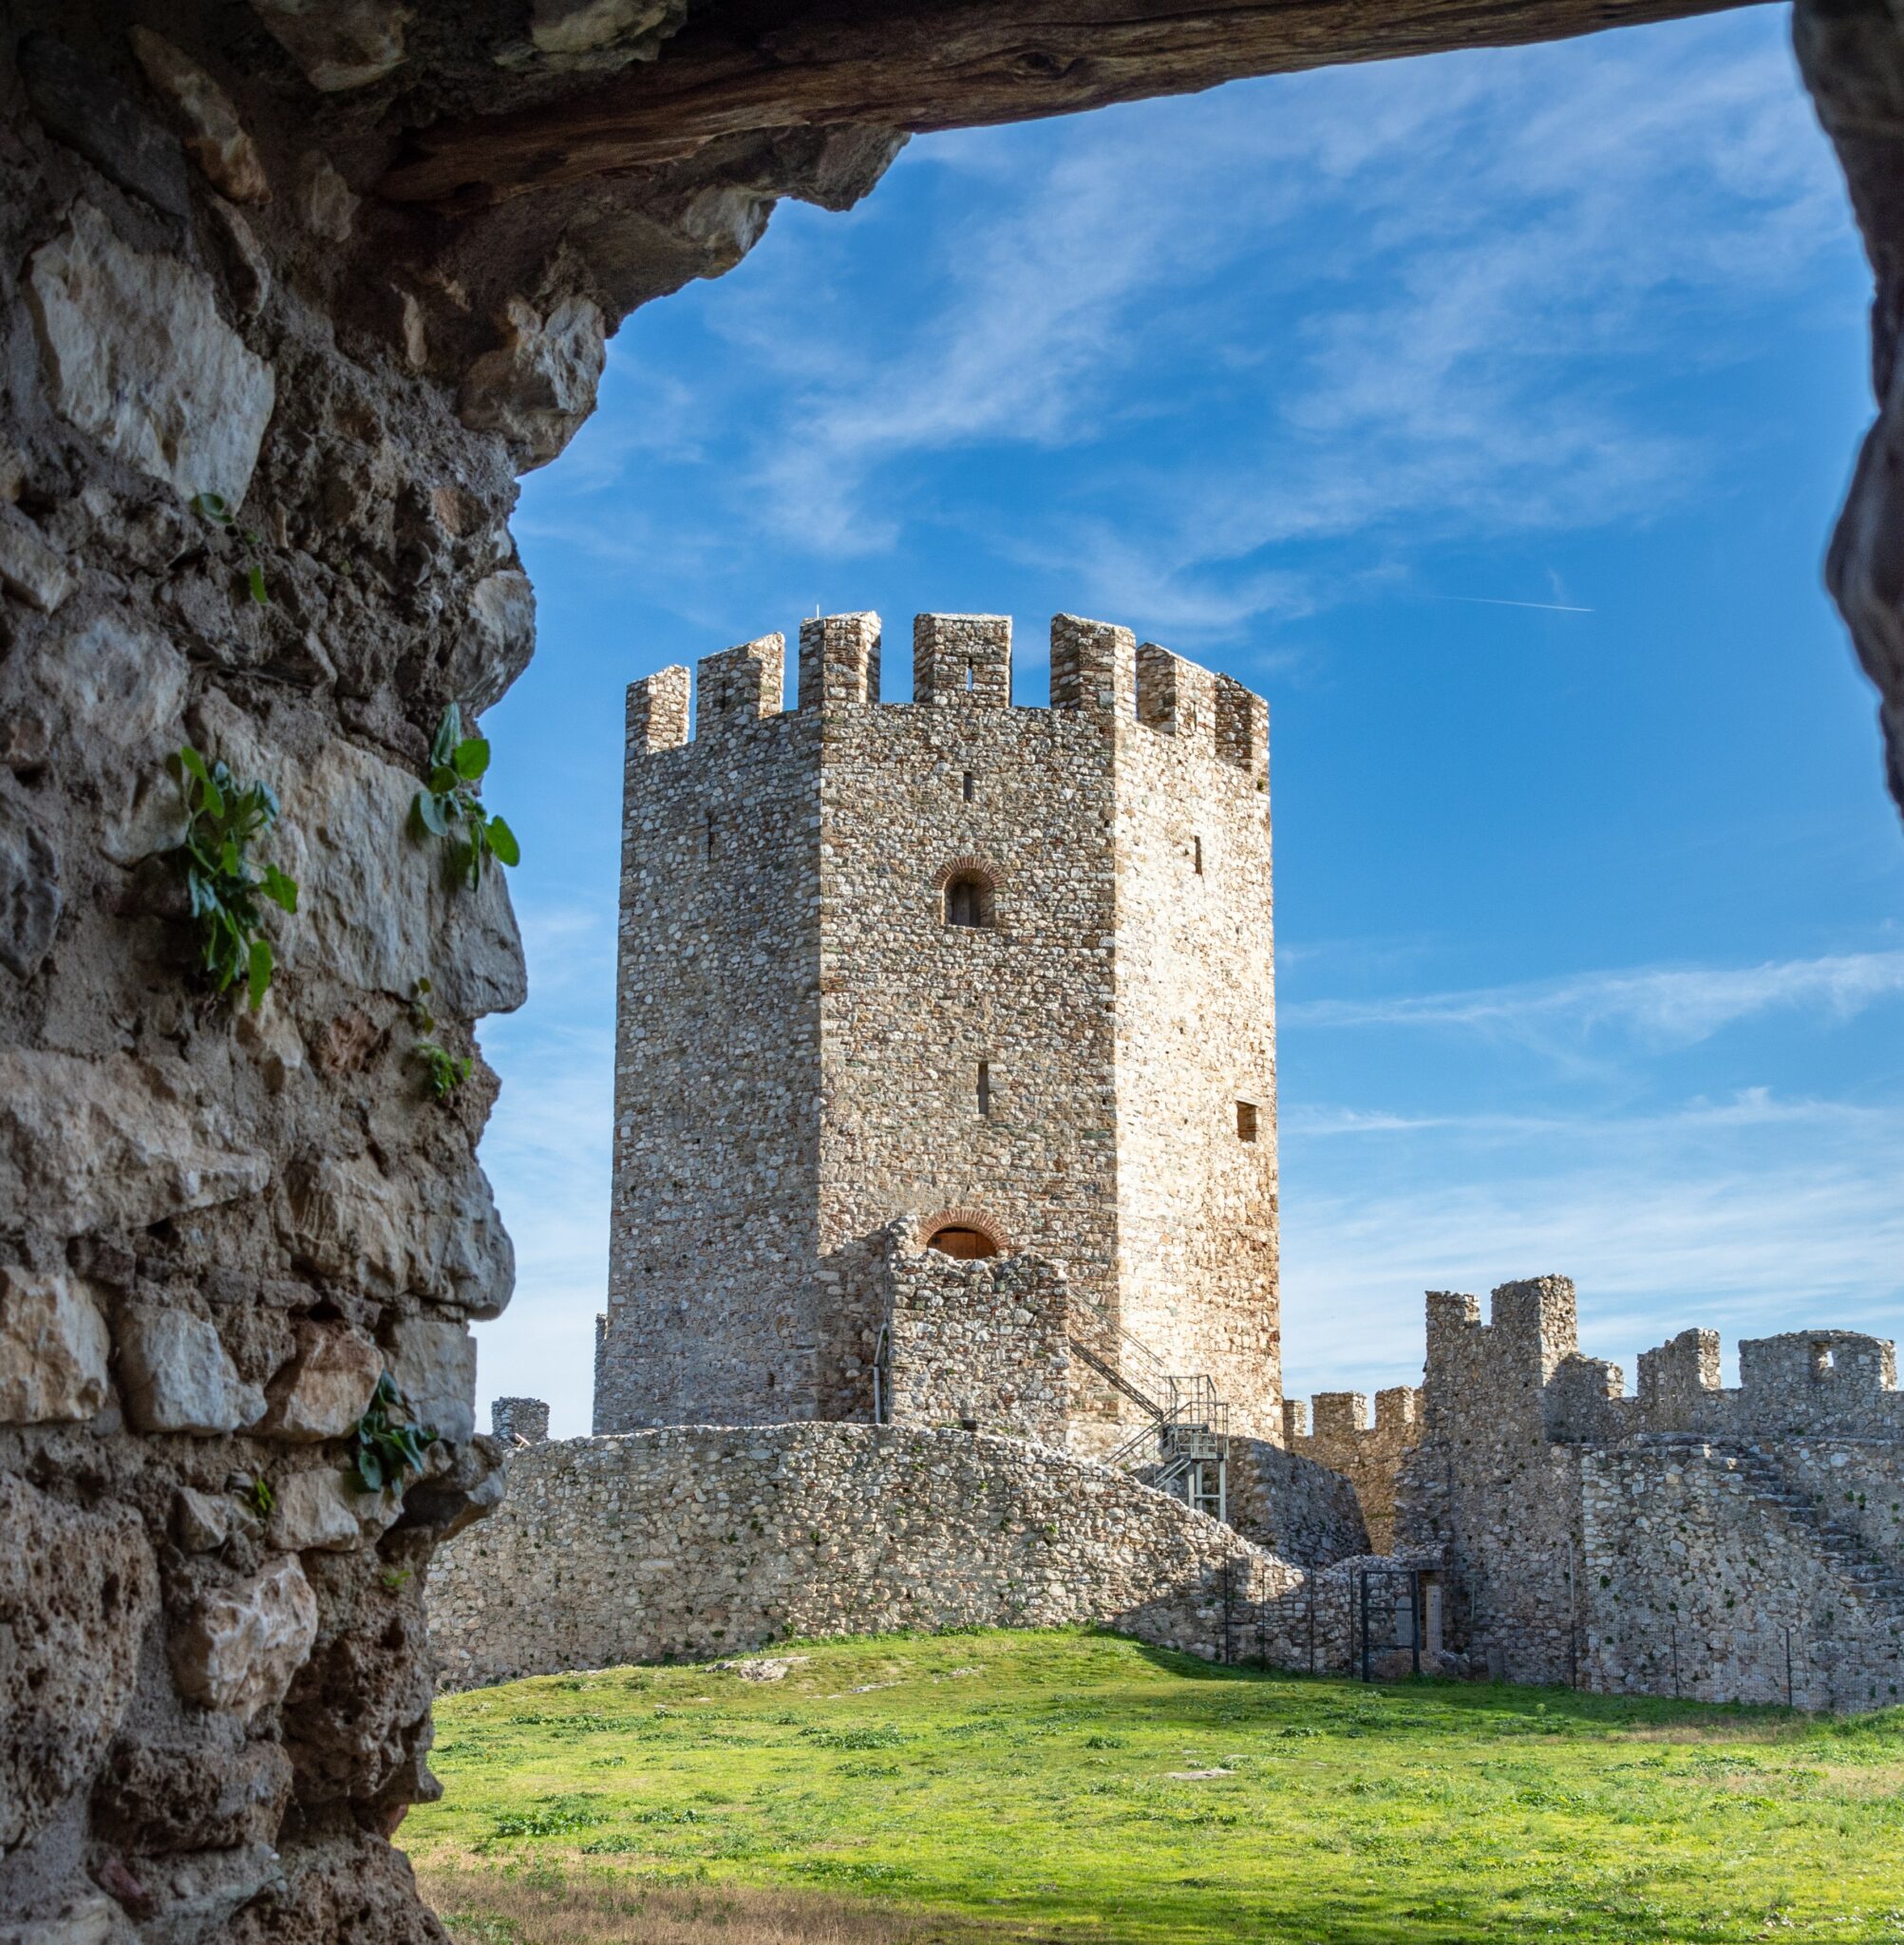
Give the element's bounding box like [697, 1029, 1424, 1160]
[977, 1060, 992, 1118]
[962, 771, 975, 803]
[1193, 835, 1203, 875]
[704, 810, 716, 861]
[1236, 1100, 1258, 1142]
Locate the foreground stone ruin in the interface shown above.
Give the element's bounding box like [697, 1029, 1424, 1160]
[5, 1, 1904, 1939]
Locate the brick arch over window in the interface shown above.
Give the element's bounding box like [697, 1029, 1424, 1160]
[917, 1206, 1010, 1259]
[934, 855, 1003, 930]
[933, 855, 1003, 894]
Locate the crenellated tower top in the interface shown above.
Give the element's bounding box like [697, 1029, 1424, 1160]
[623, 611, 1269, 787]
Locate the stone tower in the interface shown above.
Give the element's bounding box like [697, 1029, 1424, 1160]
[595, 612, 1280, 1445]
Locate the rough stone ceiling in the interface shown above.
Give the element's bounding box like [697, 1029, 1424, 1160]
[375, 0, 1753, 206]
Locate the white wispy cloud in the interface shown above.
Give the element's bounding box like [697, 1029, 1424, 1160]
[1287, 950, 1904, 1048]
[1279, 1088, 1904, 1403]
[518, 10, 1850, 647]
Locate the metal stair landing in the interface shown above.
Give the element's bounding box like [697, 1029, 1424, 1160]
[1070, 1302, 1231, 1523]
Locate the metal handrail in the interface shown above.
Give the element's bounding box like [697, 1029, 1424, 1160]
[1069, 1298, 1232, 1528]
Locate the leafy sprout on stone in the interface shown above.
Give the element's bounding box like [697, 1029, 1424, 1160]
[411, 703, 520, 891]
[350, 1373, 439, 1495]
[163, 744, 299, 1010]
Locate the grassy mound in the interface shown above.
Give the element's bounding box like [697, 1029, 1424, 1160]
[406, 1628, 1904, 1943]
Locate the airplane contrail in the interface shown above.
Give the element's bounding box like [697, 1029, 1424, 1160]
[1420, 594, 1595, 614]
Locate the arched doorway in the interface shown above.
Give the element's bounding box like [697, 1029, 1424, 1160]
[918, 1207, 1009, 1259]
[926, 1224, 998, 1259]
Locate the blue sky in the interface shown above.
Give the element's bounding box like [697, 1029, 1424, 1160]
[469, 5, 1904, 1436]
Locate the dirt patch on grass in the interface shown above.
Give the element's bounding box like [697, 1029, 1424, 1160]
[421, 1865, 997, 1945]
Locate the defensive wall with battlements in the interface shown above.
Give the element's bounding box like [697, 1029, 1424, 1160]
[595, 611, 1280, 1452]
[1283, 1386, 1424, 1553]
[1316, 1277, 1904, 1709]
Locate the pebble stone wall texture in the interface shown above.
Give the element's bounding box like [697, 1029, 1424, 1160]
[426, 1424, 1421, 1692]
[1283, 1386, 1424, 1553]
[878, 1230, 1073, 1446]
[1386, 1279, 1904, 1707]
[597, 613, 1281, 1445]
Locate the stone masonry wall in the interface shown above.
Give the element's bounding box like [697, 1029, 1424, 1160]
[7, 3, 1895, 1941]
[1284, 1386, 1424, 1553]
[1390, 1278, 1904, 1707]
[814, 614, 1129, 1436]
[1114, 642, 1281, 1438]
[1581, 1443, 1904, 1710]
[881, 1236, 1072, 1446]
[598, 613, 1280, 1446]
[597, 634, 825, 1429]
[427, 1424, 1420, 1692]
[0, 17, 565, 1939]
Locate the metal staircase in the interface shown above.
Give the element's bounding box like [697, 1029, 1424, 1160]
[1069, 1300, 1231, 1522]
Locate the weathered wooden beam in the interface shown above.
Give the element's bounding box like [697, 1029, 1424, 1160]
[379, 0, 1754, 207]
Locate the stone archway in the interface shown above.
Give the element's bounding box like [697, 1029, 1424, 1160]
[5, 4, 1898, 1938]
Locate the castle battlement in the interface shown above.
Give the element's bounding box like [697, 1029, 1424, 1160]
[621, 612, 1269, 781]
[1412, 1276, 1902, 1445]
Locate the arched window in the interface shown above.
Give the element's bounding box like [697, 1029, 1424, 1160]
[943, 874, 994, 928]
[935, 857, 1001, 930]
[927, 1225, 998, 1259]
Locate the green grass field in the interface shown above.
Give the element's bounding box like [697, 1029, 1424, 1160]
[405, 1628, 1904, 1944]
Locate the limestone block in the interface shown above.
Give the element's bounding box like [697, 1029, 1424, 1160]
[458, 296, 606, 470]
[244, 719, 525, 1017]
[120, 1308, 267, 1435]
[0, 795, 61, 981]
[0, 1474, 158, 1852]
[0, 504, 74, 613]
[26, 201, 276, 502]
[248, 0, 409, 91]
[0, 1894, 126, 1945]
[0, 1051, 269, 1239]
[451, 570, 537, 714]
[129, 29, 271, 205]
[125, 1844, 285, 1940]
[0, 1266, 109, 1423]
[528, 0, 681, 56]
[19, 30, 191, 218]
[174, 1486, 240, 1552]
[295, 152, 358, 241]
[92, 1733, 292, 1855]
[387, 1317, 477, 1444]
[30, 614, 189, 755]
[206, 198, 272, 320]
[262, 1322, 382, 1440]
[268, 1468, 380, 1551]
[279, 1151, 513, 1318]
[170, 1555, 318, 1719]
[234, 996, 306, 1093]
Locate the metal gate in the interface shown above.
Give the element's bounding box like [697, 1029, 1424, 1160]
[1352, 1565, 1423, 1681]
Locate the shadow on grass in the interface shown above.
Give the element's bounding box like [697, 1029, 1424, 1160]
[1118, 1633, 1853, 1739]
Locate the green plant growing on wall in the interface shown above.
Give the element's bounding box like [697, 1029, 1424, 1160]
[412, 704, 519, 890]
[351, 1373, 439, 1494]
[163, 746, 299, 1010]
[189, 490, 269, 605]
[407, 975, 472, 1100]
[416, 1039, 472, 1100]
